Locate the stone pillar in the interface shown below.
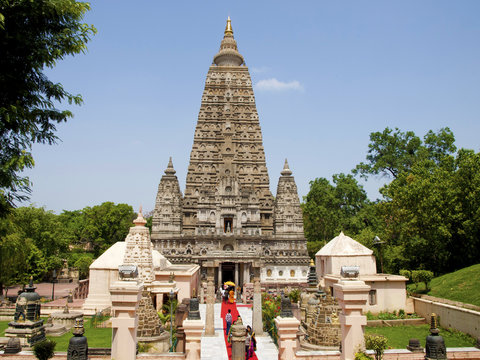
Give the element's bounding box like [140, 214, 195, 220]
[218, 262, 223, 285]
[243, 263, 250, 285]
[183, 319, 204, 360]
[275, 316, 300, 360]
[333, 279, 370, 360]
[205, 267, 215, 336]
[155, 293, 164, 312]
[110, 279, 143, 360]
[231, 320, 246, 360]
[235, 263, 239, 287]
[252, 266, 263, 335]
[175, 303, 188, 353]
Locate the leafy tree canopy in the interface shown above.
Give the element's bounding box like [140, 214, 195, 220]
[353, 127, 456, 179]
[302, 173, 375, 257]
[0, 0, 96, 217]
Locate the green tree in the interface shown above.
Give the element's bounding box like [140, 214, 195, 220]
[61, 202, 135, 256]
[0, 0, 96, 216]
[356, 127, 480, 274]
[73, 253, 94, 279]
[302, 173, 374, 250]
[354, 127, 455, 179]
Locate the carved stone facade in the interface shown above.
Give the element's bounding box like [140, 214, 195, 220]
[151, 18, 309, 286]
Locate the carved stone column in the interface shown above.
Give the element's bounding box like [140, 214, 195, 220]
[275, 316, 300, 360]
[205, 266, 215, 335]
[231, 318, 246, 360]
[252, 266, 263, 335]
[333, 279, 370, 360]
[234, 263, 239, 287]
[110, 279, 143, 360]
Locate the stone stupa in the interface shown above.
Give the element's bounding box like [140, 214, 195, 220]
[123, 208, 169, 348]
[5, 278, 46, 348]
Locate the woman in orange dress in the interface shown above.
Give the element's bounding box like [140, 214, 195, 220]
[228, 289, 235, 303]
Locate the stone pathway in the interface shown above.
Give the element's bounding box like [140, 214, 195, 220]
[199, 303, 278, 360]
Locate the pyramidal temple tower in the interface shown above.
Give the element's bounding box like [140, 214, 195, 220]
[152, 18, 309, 288]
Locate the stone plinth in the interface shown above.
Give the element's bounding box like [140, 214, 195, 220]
[5, 320, 46, 348]
[275, 316, 300, 360]
[110, 280, 143, 360]
[49, 310, 83, 331]
[333, 279, 370, 360]
[183, 319, 204, 360]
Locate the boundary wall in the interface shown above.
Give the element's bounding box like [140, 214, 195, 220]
[412, 296, 480, 338]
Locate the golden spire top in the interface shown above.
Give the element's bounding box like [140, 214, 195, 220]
[224, 16, 233, 36]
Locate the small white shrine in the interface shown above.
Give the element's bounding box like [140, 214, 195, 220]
[315, 232, 407, 314]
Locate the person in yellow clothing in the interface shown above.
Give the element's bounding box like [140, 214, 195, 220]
[228, 288, 235, 303]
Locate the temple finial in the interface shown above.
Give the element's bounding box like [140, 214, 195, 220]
[165, 157, 176, 175]
[281, 158, 292, 176]
[133, 205, 147, 226]
[225, 16, 233, 36]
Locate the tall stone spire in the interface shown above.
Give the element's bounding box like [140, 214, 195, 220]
[274, 160, 305, 237]
[182, 17, 274, 235]
[152, 158, 183, 238]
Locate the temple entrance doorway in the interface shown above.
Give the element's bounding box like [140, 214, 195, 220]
[222, 262, 235, 285]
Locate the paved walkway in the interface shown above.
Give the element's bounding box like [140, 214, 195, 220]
[199, 303, 278, 360]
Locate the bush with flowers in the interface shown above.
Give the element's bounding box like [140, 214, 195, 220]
[262, 293, 281, 345]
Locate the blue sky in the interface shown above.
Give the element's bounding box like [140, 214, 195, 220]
[23, 1, 480, 213]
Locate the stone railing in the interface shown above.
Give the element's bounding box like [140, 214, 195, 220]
[73, 279, 89, 299]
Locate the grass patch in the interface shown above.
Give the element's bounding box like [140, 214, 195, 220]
[365, 325, 476, 349]
[0, 318, 112, 352]
[426, 264, 480, 307]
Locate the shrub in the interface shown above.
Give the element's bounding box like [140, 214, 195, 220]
[355, 352, 373, 360]
[33, 340, 56, 360]
[399, 269, 411, 281]
[412, 270, 434, 291]
[288, 288, 301, 303]
[365, 334, 388, 360]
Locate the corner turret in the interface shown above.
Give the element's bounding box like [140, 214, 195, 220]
[273, 159, 305, 237]
[152, 158, 183, 238]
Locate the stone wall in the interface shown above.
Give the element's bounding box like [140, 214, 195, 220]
[413, 296, 480, 338]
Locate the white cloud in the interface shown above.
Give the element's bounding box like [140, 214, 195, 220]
[255, 78, 304, 92]
[250, 66, 270, 74]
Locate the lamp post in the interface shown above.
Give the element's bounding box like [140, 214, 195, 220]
[169, 289, 174, 351]
[51, 269, 57, 300]
[373, 236, 385, 274]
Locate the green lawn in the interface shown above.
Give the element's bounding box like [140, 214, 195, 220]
[365, 325, 476, 349]
[407, 264, 480, 307]
[427, 264, 480, 307]
[0, 319, 112, 351]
